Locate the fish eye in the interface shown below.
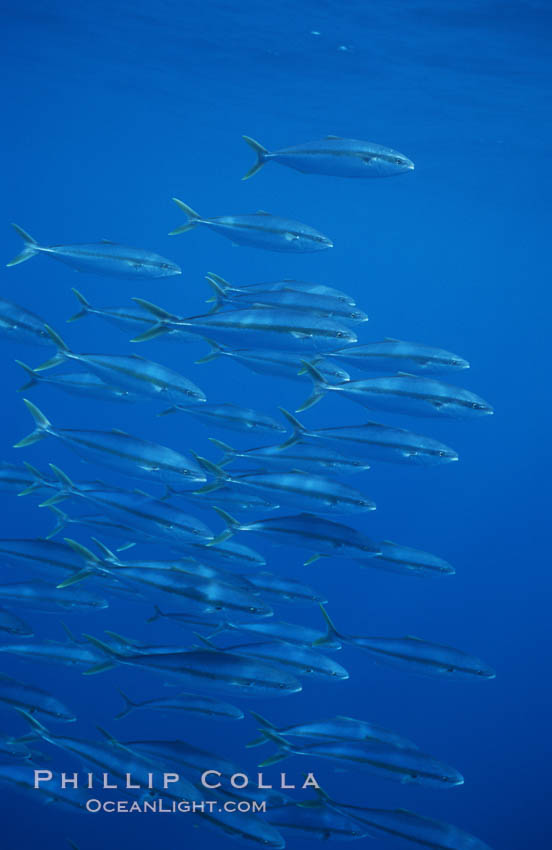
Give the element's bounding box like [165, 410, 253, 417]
[395, 157, 404, 164]
[161, 263, 170, 269]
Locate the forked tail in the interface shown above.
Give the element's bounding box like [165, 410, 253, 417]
[242, 136, 270, 180]
[6, 224, 40, 267]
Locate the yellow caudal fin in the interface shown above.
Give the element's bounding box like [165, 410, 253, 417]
[169, 198, 203, 235]
[7, 223, 40, 267]
[242, 136, 269, 180]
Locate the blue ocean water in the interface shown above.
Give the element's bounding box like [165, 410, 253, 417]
[0, 1, 550, 848]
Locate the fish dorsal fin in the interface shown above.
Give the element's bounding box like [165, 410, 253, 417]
[381, 539, 396, 545]
[100, 239, 118, 244]
[325, 135, 342, 140]
[110, 428, 128, 435]
[384, 337, 400, 342]
[396, 371, 418, 378]
[405, 635, 423, 641]
[256, 210, 271, 215]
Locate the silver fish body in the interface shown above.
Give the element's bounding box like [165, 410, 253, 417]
[170, 199, 333, 253]
[242, 135, 414, 179]
[7, 224, 181, 278]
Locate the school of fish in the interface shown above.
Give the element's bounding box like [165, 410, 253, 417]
[0, 134, 495, 850]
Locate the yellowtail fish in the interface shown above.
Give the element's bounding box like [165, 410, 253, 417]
[242, 135, 414, 179]
[169, 198, 333, 253]
[7, 224, 181, 278]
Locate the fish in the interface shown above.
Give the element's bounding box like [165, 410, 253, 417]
[0, 538, 102, 578]
[278, 407, 459, 465]
[15, 400, 206, 487]
[223, 619, 341, 650]
[242, 571, 327, 606]
[114, 689, 244, 721]
[209, 438, 371, 475]
[33, 325, 207, 406]
[205, 272, 356, 306]
[258, 731, 463, 788]
[314, 789, 493, 850]
[147, 605, 232, 633]
[91, 542, 254, 590]
[132, 299, 357, 351]
[38, 469, 214, 550]
[76, 546, 273, 618]
[242, 135, 414, 179]
[211, 508, 381, 564]
[123, 738, 239, 778]
[18, 713, 200, 801]
[186, 538, 267, 569]
[200, 801, 285, 848]
[298, 361, 494, 417]
[68, 288, 174, 332]
[44, 505, 145, 548]
[177, 483, 281, 515]
[0, 636, 109, 669]
[83, 634, 303, 698]
[318, 607, 496, 680]
[322, 339, 469, 374]
[266, 799, 369, 840]
[7, 224, 182, 278]
[169, 198, 333, 253]
[195, 340, 351, 383]
[0, 763, 100, 810]
[205, 273, 368, 323]
[0, 607, 33, 635]
[0, 579, 108, 611]
[193, 455, 376, 515]
[216, 639, 349, 680]
[364, 540, 456, 577]
[163, 402, 286, 434]
[17, 361, 140, 404]
[247, 711, 418, 751]
[0, 673, 76, 721]
[0, 298, 55, 347]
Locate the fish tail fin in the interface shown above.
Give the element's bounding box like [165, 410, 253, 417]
[39, 464, 75, 505]
[256, 730, 292, 766]
[195, 338, 224, 365]
[204, 274, 229, 312]
[170, 198, 202, 235]
[67, 288, 90, 322]
[15, 360, 39, 392]
[115, 689, 139, 719]
[207, 438, 236, 464]
[205, 272, 236, 305]
[90, 537, 118, 563]
[7, 224, 40, 266]
[296, 361, 330, 412]
[277, 407, 307, 448]
[146, 604, 165, 623]
[246, 711, 276, 747]
[313, 604, 342, 646]
[242, 136, 269, 180]
[17, 462, 45, 496]
[14, 399, 53, 448]
[44, 505, 69, 539]
[33, 324, 71, 371]
[209, 507, 240, 545]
